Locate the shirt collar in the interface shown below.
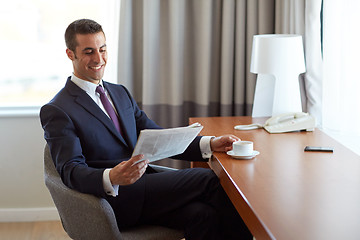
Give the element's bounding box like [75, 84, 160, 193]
[70, 74, 104, 97]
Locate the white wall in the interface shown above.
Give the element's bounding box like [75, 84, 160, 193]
[0, 114, 58, 221]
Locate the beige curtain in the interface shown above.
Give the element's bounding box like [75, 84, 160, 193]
[118, 0, 275, 128]
[275, 0, 323, 125]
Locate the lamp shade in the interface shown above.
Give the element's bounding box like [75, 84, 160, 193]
[250, 34, 306, 117]
[250, 34, 306, 75]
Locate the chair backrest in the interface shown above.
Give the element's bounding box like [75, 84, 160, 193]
[44, 144, 123, 240]
[44, 145, 184, 240]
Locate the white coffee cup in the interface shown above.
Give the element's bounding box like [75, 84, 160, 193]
[232, 141, 254, 156]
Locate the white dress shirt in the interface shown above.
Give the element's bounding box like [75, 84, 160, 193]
[70, 75, 213, 197]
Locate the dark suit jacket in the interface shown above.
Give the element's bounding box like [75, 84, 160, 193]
[40, 77, 205, 197]
[40, 78, 206, 226]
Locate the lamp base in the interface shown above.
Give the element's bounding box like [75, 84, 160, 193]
[252, 74, 275, 117]
[252, 74, 302, 117]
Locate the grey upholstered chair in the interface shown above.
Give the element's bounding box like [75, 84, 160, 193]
[44, 145, 184, 240]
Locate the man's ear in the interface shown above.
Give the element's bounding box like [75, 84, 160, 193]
[66, 49, 75, 60]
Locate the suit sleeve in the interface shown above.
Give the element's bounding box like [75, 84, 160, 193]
[40, 103, 107, 198]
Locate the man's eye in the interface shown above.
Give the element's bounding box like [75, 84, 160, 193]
[85, 51, 93, 55]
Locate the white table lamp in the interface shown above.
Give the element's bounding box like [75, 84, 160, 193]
[250, 34, 306, 117]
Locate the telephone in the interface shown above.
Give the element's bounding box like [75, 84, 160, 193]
[234, 112, 316, 133]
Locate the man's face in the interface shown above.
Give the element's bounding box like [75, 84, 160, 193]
[66, 32, 107, 84]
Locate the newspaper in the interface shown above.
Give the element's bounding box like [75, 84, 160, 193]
[132, 123, 203, 163]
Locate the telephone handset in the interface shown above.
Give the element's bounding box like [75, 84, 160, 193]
[234, 112, 316, 133]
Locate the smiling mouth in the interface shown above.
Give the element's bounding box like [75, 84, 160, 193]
[89, 65, 103, 70]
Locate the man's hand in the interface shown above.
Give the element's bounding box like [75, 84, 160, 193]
[210, 135, 240, 152]
[109, 155, 149, 186]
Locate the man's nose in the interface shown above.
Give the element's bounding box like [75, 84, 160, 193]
[93, 51, 103, 63]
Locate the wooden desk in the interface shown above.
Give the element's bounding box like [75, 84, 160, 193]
[189, 116, 360, 240]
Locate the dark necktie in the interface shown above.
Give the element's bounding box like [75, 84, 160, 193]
[96, 85, 121, 133]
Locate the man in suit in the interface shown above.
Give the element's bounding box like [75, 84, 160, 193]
[40, 19, 252, 240]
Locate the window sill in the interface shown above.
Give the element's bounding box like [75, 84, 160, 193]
[322, 128, 360, 156]
[0, 106, 41, 118]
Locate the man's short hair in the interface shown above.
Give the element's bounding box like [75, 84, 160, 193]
[65, 19, 105, 52]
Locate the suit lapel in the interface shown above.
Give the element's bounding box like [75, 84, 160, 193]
[65, 79, 128, 147]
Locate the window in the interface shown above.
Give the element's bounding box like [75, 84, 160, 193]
[0, 0, 120, 108]
[323, 1, 360, 155]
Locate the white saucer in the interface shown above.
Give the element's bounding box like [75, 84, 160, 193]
[227, 150, 260, 160]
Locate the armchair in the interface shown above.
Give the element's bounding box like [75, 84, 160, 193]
[43, 145, 184, 240]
